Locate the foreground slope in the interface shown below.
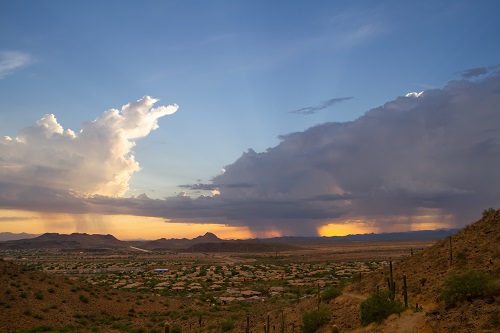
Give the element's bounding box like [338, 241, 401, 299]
[333, 209, 500, 332]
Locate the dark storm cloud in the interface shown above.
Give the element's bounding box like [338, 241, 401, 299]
[461, 67, 488, 78]
[461, 64, 500, 79]
[189, 72, 500, 234]
[179, 182, 254, 191]
[0, 181, 92, 214]
[289, 97, 353, 115]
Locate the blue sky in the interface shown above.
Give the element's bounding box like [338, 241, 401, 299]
[1, 1, 500, 238]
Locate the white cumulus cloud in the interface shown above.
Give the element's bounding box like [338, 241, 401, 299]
[405, 91, 423, 98]
[0, 96, 178, 197]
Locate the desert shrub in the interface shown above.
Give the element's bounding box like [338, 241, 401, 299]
[34, 290, 44, 300]
[360, 290, 404, 326]
[487, 309, 500, 328]
[482, 208, 496, 218]
[439, 269, 491, 307]
[219, 319, 234, 331]
[29, 325, 52, 332]
[322, 286, 342, 303]
[456, 251, 467, 266]
[171, 324, 182, 333]
[302, 306, 330, 333]
[79, 294, 89, 303]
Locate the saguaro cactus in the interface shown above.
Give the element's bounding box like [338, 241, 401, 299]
[449, 236, 453, 266]
[280, 309, 285, 333]
[389, 260, 394, 284]
[264, 314, 270, 333]
[387, 259, 396, 300]
[164, 321, 170, 333]
[317, 284, 321, 310]
[403, 275, 408, 308]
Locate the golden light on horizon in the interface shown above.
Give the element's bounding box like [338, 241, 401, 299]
[318, 221, 376, 236]
[0, 209, 252, 240]
[1, 208, 457, 241]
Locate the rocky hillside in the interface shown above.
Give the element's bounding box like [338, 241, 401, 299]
[330, 209, 500, 332]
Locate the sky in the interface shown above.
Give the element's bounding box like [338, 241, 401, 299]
[1, 0, 500, 239]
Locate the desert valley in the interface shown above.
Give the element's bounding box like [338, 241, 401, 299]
[0, 210, 499, 333]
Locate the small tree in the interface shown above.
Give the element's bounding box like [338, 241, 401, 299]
[302, 306, 330, 333]
[170, 324, 182, 333]
[322, 286, 342, 303]
[482, 208, 496, 218]
[220, 319, 234, 332]
[360, 290, 404, 326]
[439, 269, 491, 307]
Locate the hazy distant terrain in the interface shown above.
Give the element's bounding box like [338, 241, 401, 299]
[0, 232, 39, 242]
[0, 229, 458, 251]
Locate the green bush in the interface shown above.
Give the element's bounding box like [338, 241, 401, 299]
[439, 269, 491, 307]
[171, 324, 182, 333]
[482, 208, 496, 218]
[219, 319, 234, 331]
[28, 325, 52, 332]
[487, 309, 500, 328]
[302, 306, 330, 333]
[34, 290, 44, 300]
[360, 290, 404, 326]
[322, 286, 342, 303]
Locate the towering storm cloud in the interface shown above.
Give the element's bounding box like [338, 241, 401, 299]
[0, 96, 178, 198]
[165, 70, 500, 235]
[211, 71, 500, 233]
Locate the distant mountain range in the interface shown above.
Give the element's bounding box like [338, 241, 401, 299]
[0, 233, 126, 250]
[131, 232, 222, 250]
[259, 228, 460, 243]
[0, 232, 39, 242]
[0, 229, 460, 251]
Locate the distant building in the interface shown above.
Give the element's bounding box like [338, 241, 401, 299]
[154, 268, 169, 273]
